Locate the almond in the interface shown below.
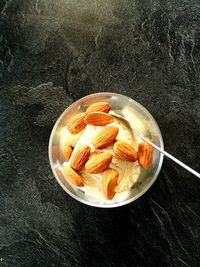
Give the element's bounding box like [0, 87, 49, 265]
[70, 145, 91, 171]
[92, 126, 119, 149]
[102, 168, 119, 200]
[63, 165, 84, 186]
[63, 145, 73, 161]
[82, 96, 111, 106]
[67, 112, 86, 134]
[113, 141, 137, 162]
[86, 102, 111, 113]
[85, 153, 112, 173]
[137, 142, 154, 168]
[84, 112, 114, 126]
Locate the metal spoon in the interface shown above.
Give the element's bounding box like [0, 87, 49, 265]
[113, 114, 200, 179]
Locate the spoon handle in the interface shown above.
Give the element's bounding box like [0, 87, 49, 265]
[134, 129, 200, 179]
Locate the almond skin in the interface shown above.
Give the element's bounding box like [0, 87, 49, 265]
[63, 145, 73, 161]
[67, 112, 86, 134]
[102, 168, 119, 200]
[86, 102, 111, 113]
[84, 112, 114, 126]
[113, 141, 137, 162]
[70, 145, 91, 171]
[92, 126, 119, 149]
[85, 153, 112, 173]
[137, 142, 154, 168]
[63, 165, 84, 186]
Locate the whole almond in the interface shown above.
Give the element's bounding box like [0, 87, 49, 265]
[67, 112, 86, 134]
[85, 153, 112, 173]
[92, 126, 119, 149]
[63, 165, 84, 186]
[70, 145, 91, 171]
[137, 142, 154, 168]
[102, 168, 119, 200]
[84, 112, 114, 126]
[86, 102, 111, 113]
[114, 141, 137, 162]
[63, 145, 73, 161]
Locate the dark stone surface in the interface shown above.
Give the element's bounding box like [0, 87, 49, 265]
[0, 0, 200, 266]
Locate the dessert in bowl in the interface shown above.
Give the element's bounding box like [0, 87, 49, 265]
[49, 93, 164, 208]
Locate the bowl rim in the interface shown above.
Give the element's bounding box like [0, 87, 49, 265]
[48, 92, 164, 208]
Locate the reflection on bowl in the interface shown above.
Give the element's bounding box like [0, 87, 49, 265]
[49, 93, 164, 208]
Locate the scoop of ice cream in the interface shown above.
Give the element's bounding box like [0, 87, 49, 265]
[111, 158, 140, 192]
[61, 112, 141, 200]
[122, 106, 153, 137]
[60, 128, 83, 148]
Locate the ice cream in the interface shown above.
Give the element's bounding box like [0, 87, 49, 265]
[59, 105, 153, 202]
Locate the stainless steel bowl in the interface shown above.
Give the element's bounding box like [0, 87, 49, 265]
[48, 93, 164, 208]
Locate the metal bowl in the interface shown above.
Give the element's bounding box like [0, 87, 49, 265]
[49, 93, 164, 208]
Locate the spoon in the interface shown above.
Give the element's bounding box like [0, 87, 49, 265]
[113, 114, 200, 179]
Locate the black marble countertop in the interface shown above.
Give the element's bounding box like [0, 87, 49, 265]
[1, 1, 200, 266]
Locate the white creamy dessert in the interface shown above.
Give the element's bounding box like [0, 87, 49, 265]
[60, 107, 152, 203]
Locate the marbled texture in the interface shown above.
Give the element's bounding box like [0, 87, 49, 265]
[0, 0, 200, 266]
